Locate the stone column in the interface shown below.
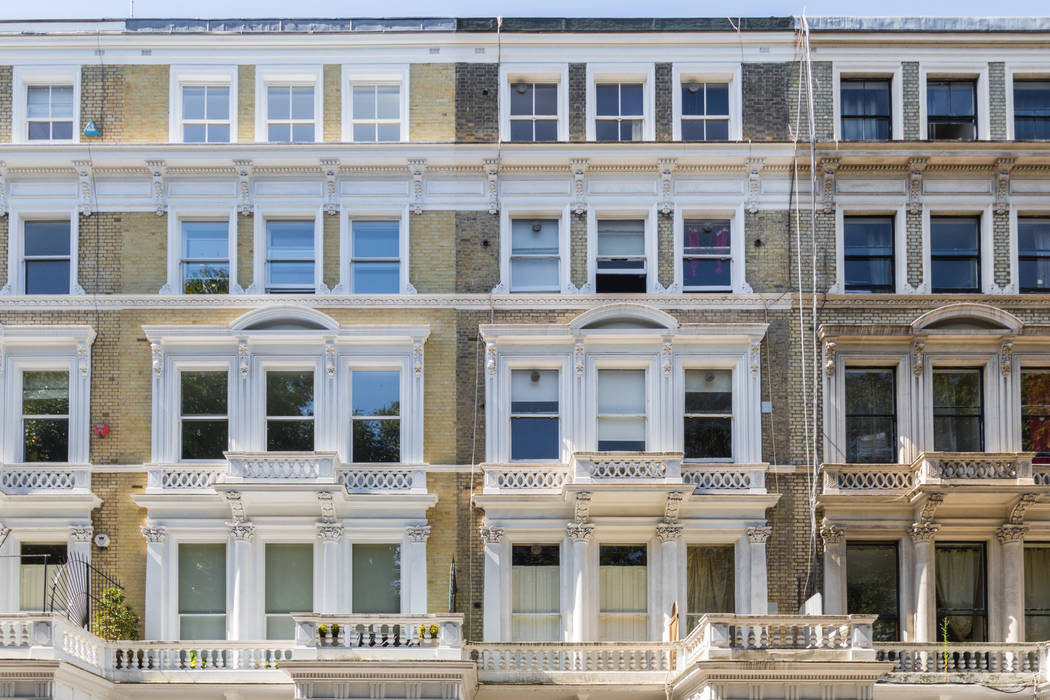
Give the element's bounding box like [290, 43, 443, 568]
[821, 521, 846, 615]
[481, 526, 505, 642]
[141, 526, 167, 640]
[747, 526, 772, 615]
[315, 523, 343, 614]
[0, 527, 15, 612]
[567, 522, 593, 642]
[404, 524, 431, 614]
[910, 522, 940, 643]
[228, 521, 257, 641]
[656, 522, 683, 640]
[999, 524, 1028, 642]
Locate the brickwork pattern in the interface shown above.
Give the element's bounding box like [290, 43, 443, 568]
[993, 209, 1011, 289]
[323, 212, 340, 290]
[237, 213, 253, 290]
[238, 65, 254, 143]
[657, 213, 674, 288]
[906, 210, 924, 289]
[568, 63, 586, 142]
[410, 211, 456, 293]
[0, 65, 13, 143]
[410, 64, 455, 142]
[455, 63, 498, 142]
[78, 213, 121, 294]
[80, 66, 124, 144]
[787, 61, 833, 141]
[745, 211, 790, 292]
[323, 64, 341, 142]
[570, 213, 587, 289]
[788, 209, 837, 293]
[120, 213, 167, 293]
[765, 472, 822, 615]
[121, 66, 169, 142]
[655, 63, 673, 142]
[454, 211, 499, 293]
[742, 63, 789, 141]
[91, 472, 148, 627]
[989, 61, 1007, 140]
[902, 62, 920, 140]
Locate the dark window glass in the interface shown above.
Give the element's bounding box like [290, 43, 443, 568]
[352, 543, 401, 614]
[1025, 545, 1050, 641]
[511, 370, 558, 460]
[182, 221, 229, 294]
[680, 82, 730, 142]
[1019, 218, 1050, 292]
[683, 219, 731, 290]
[600, 544, 647, 566]
[513, 544, 559, 566]
[845, 368, 897, 463]
[931, 217, 980, 293]
[597, 370, 645, 451]
[509, 82, 558, 142]
[841, 79, 892, 140]
[22, 371, 69, 463]
[181, 371, 228, 460]
[844, 217, 894, 292]
[595, 83, 644, 142]
[684, 369, 732, 460]
[596, 220, 646, 293]
[266, 370, 314, 451]
[1014, 80, 1050, 141]
[927, 80, 976, 140]
[1022, 370, 1050, 460]
[24, 221, 71, 295]
[933, 369, 983, 452]
[935, 543, 986, 642]
[266, 220, 314, 293]
[847, 542, 899, 641]
[685, 545, 734, 632]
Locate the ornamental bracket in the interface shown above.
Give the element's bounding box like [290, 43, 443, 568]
[820, 157, 840, 214]
[73, 160, 94, 216]
[484, 158, 500, 215]
[408, 158, 426, 215]
[906, 157, 928, 215]
[146, 159, 167, 215]
[234, 159, 253, 216]
[570, 158, 588, 216]
[994, 157, 1015, 216]
[745, 158, 764, 214]
[0, 161, 8, 217]
[321, 158, 340, 216]
[658, 158, 676, 216]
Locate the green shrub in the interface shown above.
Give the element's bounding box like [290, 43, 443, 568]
[93, 587, 139, 641]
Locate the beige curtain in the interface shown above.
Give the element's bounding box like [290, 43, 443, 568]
[599, 565, 647, 641]
[511, 564, 560, 641]
[935, 545, 984, 641]
[686, 545, 734, 631]
[1025, 546, 1050, 641]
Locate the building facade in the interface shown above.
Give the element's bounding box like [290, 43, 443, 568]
[0, 14, 1049, 699]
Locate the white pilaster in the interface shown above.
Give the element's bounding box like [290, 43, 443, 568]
[567, 522, 593, 642]
[656, 523, 683, 640]
[481, 526, 505, 641]
[228, 521, 258, 641]
[315, 524, 343, 615]
[821, 521, 846, 615]
[140, 526, 166, 640]
[910, 522, 939, 643]
[0, 527, 17, 612]
[404, 524, 431, 615]
[999, 524, 1027, 642]
[747, 526, 771, 615]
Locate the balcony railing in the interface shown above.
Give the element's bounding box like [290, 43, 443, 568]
[473, 642, 674, 683]
[875, 643, 1046, 682]
[823, 452, 1043, 495]
[0, 465, 93, 494]
[916, 452, 1035, 482]
[679, 614, 878, 664]
[296, 614, 462, 660]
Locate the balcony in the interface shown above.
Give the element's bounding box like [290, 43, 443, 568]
[0, 465, 92, 495]
[822, 452, 1044, 497]
[875, 642, 1047, 684]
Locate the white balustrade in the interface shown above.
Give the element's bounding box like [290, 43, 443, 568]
[573, 452, 683, 483]
[682, 466, 766, 492]
[339, 467, 425, 493]
[678, 615, 877, 664]
[875, 643, 1041, 677]
[1035, 467, 1050, 486]
[0, 466, 91, 494]
[481, 464, 570, 492]
[294, 614, 462, 657]
[150, 467, 222, 490]
[821, 464, 914, 494]
[473, 643, 673, 675]
[916, 452, 1034, 481]
[110, 642, 293, 675]
[226, 452, 337, 481]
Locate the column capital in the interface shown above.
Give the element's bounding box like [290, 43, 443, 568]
[655, 522, 683, 543]
[567, 522, 594, 543]
[909, 522, 940, 543]
[820, 520, 844, 545]
[316, 523, 344, 542]
[407, 524, 431, 543]
[747, 526, 772, 544]
[69, 525, 93, 543]
[997, 523, 1029, 544]
[479, 526, 504, 544]
[140, 526, 167, 544]
[227, 521, 256, 542]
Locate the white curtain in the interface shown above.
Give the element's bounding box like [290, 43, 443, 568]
[1025, 546, 1050, 641]
[597, 370, 646, 449]
[265, 543, 313, 640]
[599, 563, 647, 641]
[511, 370, 558, 409]
[935, 545, 984, 642]
[511, 564, 560, 641]
[19, 564, 47, 611]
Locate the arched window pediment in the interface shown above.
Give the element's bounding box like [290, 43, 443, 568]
[230, 307, 339, 332]
[569, 304, 679, 332]
[911, 303, 1022, 335]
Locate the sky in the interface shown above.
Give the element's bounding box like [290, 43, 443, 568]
[1, 0, 1047, 20]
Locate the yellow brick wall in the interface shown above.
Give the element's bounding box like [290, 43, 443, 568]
[323, 64, 341, 142]
[323, 213, 341, 290]
[122, 65, 169, 142]
[120, 213, 167, 293]
[425, 471, 458, 614]
[237, 214, 254, 290]
[0, 65, 12, 143]
[410, 64, 455, 142]
[410, 212, 456, 293]
[238, 65, 255, 143]
[91, 472, 149, 628]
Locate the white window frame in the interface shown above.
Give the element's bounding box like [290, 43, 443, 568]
[17, 366, 71, 464]
[923, 357, 999, 453]
[251, 208, 326, 295]
[587, 206, 659, 294]
[1005, 64, 1050, 141]
[832, 62, 904, 142]
[922, 205, 995, 294]
[919, 63, 990, 142]
[254, 65, 323, 144]
[338, 207, 413, 295]
[342, 65, 409, 143]
[500, 358, 569, 465]
[496, 205, 572, 294]
[499, 63, 570, 143]
[169, 65, 238, 144]
[1008, 205, 1050, 295]
[586, 63, 655, 142]
[341, 361, 407, 465]
[824, 353, 912, 465]
[589, 359, 656, 453]
[674, 206, 749, 294]
[12, 66, 80, 145]
[175, 538, 229, 641]
[259, 360, 320, 453]
[162, 208, 239, 295]
[176, 362, 233, 464]
[830, 204, 908, 294]
[677, 361, 741, 464]
[593, 536, 654, 642]
[4, 209, 84, 296]
[672, 63, 741, 142]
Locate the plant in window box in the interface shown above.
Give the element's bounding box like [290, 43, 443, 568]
[93, 587, 139, 641]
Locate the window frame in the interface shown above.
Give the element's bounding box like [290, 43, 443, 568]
[20, 368, 70, 464]
[263, 365, 318, 453]
[498, 357, 568, 464]
[934, 541, 988, 642]
[930, 365, 986, 453]
[497, 206, 572, 294]
[674, 207, 749, 293]
[509, 542, 563, 641]
[1020, 367, 1050, 460]
[596, 541, 651, 642]
[499, 64, 569, 143]
[843, 366, 898, 464]
[254, 66, 323, 145]
[177, 365, 231, 463]
[347, 364, 403, 464]
[342, 65, 409, 144]
[928, 214, 983, 294]
[832, 207, 908, 295]
[682, 368, 734, 463]
[922, 206, 995, 294]
[177, 541, 228, 641]
[832, 64, 903, 142]
[12, 66, 80, 145]
[336, 207, 412, 294]
[1006, 67, 1050, 141]
[509, 368, 561, 463]
[845, 540, 901, 641]
[919, 65, 990, 142]
[166, 213, 237, 296]
[586, 64, 655, 142]
[5, 351, 91, 467]
[18, 215, 77, 296]
[1016, 215, 1050, 294]
[251, 208, 325, 295]
[588, 207, 658, 294]
[169, 65, 238, 144]
[593, 363, 651, 453]
[3, 210, 83, 297]
[672, 64, 741, 142]
[825, 354, 910, 465]
[842, 214, 896, 293]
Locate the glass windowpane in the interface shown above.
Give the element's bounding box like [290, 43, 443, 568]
[352, 544, 401, 613]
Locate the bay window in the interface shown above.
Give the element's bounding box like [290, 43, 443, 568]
[266, 220, 315, 294]
[682, 219, 731, 291]
[596, 219, 646, 293]
[178, 543, 226, 640]
[935, 542, 986, 642]
[510, 219, 560, 293]
[1022, 369, 1050, 459]
[22, 370, 69, 463]
[266, 370, 315, 452]
[1025, 544, 1050, 641]
[511, 544, 560, 641]
[180, 371, 228, 461]
[844, 368, 896, 463]
[685, 545, 734, 632]
[684, 369, 732, 460]
[599, 545, 647, 641]
[932, 368, 983, 452]
[351, 370, 400, 463]
[265, 543, 313, 639]
[597, 369, 646, 451]
[510, 370, 559, 461]
[350, 220, 400, 294]
[846, 542, 899, 641]
[352, 544, 401, 613]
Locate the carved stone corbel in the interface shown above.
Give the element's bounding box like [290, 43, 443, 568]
[819, 519, 844, 545]
[906, 157, 928, 215]
[1001, 337, 1015, 377]
[658, 158, 676, 216]
[317, 523, 344, 542]
[570, 158, 588, 216]
[1009, 493, 1039, 525]
[146, 159, 167, 215]
[751, 341, 761, 377]
[747, 525, 772, 544]
[656, 523, 683, 543]
[912, 338, 925, 378]
[909, 522, 940, 543]
[408, 158, 426, 215]
[661, 338, 673, 377]
[407, 524, 432, 543]
[996, 523, 1028, 544]
[574, 492, 592, 523]
[994, 157, 1015, 216]
[574, 339, 585, 377]
[823, 338, 837, 377]
[484, 158, 500, 215]
[746, 158, 764, 215]
[318, 491, 337, 523]
[321, 158, 340, 216]
[140, 526, 166, 544]
[566, 522, 593, 543]
[918, 493, 943, 524]
[485, 342, 496, 376]
[69, 525, 94, 543]
[150, 342, 163, 378]
[663, 492, 684, 522]
[234, 159, 253, 216]
[479, 526, 504, 544]
[324, 338, 336, 379]
[73, 160, 94, 216]
[77, 341, 89, 379]
[820, 157, 840, 214]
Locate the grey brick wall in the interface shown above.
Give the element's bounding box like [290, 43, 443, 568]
[568, 63, 586, 142]
[455, 63, 498, 142]
[657, 213, 674, 287]
[902, 62, 921, 140]
[655, 62, 673, 141]
[455, 211, 500, 292]
[993, 209, 1011, 289]
[787, 61, 833, 141]
[742, 63, 789, 141]
[570, 213, 588, 289]
[906, 210, 923, 289]
[989, 61, 1007, 140]
[745, 211, 791, 292]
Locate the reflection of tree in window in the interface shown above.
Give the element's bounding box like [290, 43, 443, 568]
[181, 371, 228, 460]
[1023, 370, 1050, 462]
[846, 542, 899, 641]
[266, 371, 314, 452]
[22, 371, 69, 463]
[352, 371, 400, 463]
